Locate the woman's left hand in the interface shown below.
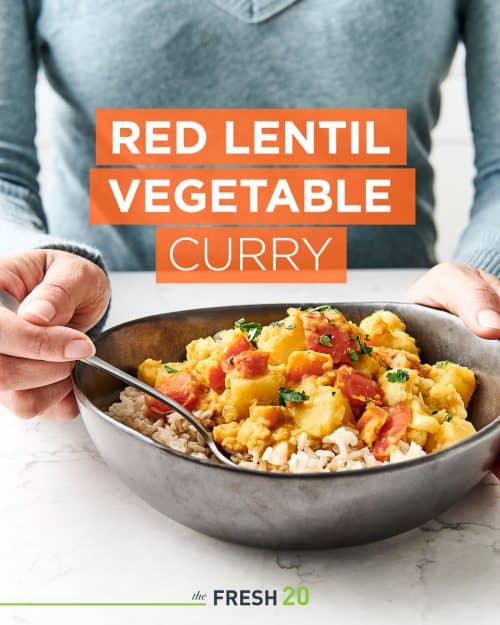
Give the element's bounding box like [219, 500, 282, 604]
[407, 262, 500, 339]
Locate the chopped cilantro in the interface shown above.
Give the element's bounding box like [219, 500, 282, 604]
[319, 334, 333, 347]
[331, 391, 336, 396]
[349, 349, 359, 362]
[163, 364, 178, 374]
[431, 410, 438, 415]
[234, 318, 262, 344]
[269, 321, 283, 327]
[435, 360, 454, 368]
[386, 369, 410, 383]
[355, 336, 373, 355]
[304, 304, 331, 312]
[278, 387, 309, 407]
[444, 413, 453, 422]
[285, 323, 296, 330]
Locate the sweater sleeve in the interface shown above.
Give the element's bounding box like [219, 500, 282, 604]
[453, 0, 500, 277]
[0, 1, 106, 276]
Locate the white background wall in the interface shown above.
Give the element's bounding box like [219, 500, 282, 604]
[35, 44, 474, 262]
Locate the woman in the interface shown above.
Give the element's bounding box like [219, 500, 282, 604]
[0, 0, 498, 420]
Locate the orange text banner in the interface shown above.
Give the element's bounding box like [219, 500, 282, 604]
[96, 109, 407, 166]
[90, 168, 415, 226]
[155, 227, 347, 283]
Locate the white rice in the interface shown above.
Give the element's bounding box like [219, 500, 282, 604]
[107, 386, 426, 472]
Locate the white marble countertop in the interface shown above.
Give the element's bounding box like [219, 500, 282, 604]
[0, 270, 498, 625]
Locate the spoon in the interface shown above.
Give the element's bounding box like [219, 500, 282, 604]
[0, 288, 237, 468]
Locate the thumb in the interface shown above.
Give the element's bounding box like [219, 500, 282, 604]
[407, 264, 500, 340]
[18, 252, 110, 331]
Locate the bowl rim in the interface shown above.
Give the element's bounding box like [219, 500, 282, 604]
[74, 301, 500, 480]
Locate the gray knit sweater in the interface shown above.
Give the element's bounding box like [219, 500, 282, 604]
[1, 0, 499, 275]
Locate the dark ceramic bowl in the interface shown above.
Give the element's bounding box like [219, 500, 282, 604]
[74, 303, 500, 549]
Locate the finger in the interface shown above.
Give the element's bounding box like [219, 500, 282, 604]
[0, 308, 95, 361]
[0, 355, 74, 391]
[17, 251, 110, 331]
[0, 377, 74, 420]
[0, 250, 47, 301]
[478, 269, 500, 297]
[407, 264, 500, 339]
[37, 390, 79, 421]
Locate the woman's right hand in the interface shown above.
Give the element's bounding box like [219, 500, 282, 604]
[0, 250, 110, 420]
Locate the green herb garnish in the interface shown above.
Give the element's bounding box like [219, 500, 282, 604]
[285, 323, 296, 330]
[269, 321, 283, 327]
[319, 334, 333, 347]
[304, 304, 331, 312]
[278, 387, 309, 407]
[386, 369, 410, 383]
[331, 391, 336, 396]
[349, 349, 359, 362]
[355, 336, 373, 355]
[163, 364, 178, 374]
[234, 318, 263, 344]
[435, 360, 454, 368]
[444, 413, 453, 422]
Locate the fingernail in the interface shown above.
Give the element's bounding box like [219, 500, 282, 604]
[20, 299, 56, 323]
[477, 309, 500, 330]
[64, 339, 95, 359]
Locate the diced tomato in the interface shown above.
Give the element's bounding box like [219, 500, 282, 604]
[220, 335, 253, 373]
[286, 350, 333, 383]
[233, 350, 270, 378]
[302, 312, 354, 364]
[208, 362, 226, 393]
[356, 403, 389, 447]
[336, 365, 383, 407]
[207, 335, 253, 393]
[146, 371, 201, 416]
[372, 403, 411, 461]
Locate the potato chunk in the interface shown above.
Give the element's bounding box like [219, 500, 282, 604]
[430, 361, 476, 407]
[257, 309, 306, 364]
[378, 368, 419, 406]
[425, 418, 476, 452]
[228, 366, 285, 419]
[287, 386, 351, 438]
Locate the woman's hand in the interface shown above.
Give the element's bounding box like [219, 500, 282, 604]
[0, 250, 110, 420]
[407, 262, 500, 339]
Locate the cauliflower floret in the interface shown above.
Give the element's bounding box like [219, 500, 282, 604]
[430, 361, 476, 407]
[360, 310, 418, 355]
[425, 382, 467, 420]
